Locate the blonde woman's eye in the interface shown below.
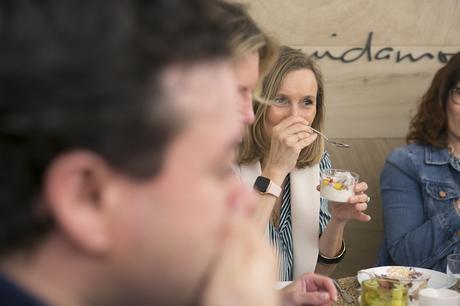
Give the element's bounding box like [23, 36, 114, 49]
[274, 97, 288, 105]
[302, 98, 313, 106]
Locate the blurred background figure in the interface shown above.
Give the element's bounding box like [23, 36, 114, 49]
[378, 51, 460, 271]
[236, 46, 371, 280]
[216, 0, 278, 125]
[219, 3, 338, 304]
[0, 1, 279, 306]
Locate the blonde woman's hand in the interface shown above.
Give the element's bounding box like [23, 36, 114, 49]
[328, 181, 372, 223]
[201, 211, 279, 306]
[263, 116, 317, 180]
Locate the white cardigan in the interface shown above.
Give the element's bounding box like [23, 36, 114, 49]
[235, 161, 320, 278]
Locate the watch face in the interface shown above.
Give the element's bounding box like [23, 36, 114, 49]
[254, 176, 270, 192]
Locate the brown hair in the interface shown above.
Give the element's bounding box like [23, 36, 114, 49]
[238, 46, 325, 168]
[215, 1, 278, 78]
[407, 51, 460, 147]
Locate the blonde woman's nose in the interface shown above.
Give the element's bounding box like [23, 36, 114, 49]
[290, 104, 299, 116]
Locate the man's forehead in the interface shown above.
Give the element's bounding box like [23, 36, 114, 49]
[159, 61, 241, 161]
[161, 61, 239, 118]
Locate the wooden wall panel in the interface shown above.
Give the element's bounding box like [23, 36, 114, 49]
[241, 0, 460, 138]
[245, 0, 460, 46]
[310, 47, 460, 138]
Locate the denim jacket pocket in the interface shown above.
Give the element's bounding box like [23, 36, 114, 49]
[424, 182, 460, 239]
[425, 182, 460, 201]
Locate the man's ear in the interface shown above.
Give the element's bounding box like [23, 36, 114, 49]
[43, 151, 115, 255]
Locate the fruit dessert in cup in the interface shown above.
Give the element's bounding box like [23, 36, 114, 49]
[361, 278, 409, 306]
[377, 267, 430, 303]
[320, 169, 359, 203]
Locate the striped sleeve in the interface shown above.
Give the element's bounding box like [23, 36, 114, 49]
[319, 151, 332, 234]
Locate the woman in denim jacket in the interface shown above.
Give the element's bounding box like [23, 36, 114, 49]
[377, 51, 460, 272]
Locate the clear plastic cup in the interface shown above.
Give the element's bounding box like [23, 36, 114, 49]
[361, 278, 409, 306]
[320, 169, 359, 203]
[446, 253, 460, 290]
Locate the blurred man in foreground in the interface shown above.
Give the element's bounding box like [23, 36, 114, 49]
[0, 1, 278, 305]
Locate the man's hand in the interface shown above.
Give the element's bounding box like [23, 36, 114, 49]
[280, 273, 337, 306]
[201, 213, 279, 306]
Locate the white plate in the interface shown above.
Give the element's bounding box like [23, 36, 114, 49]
[357, 266, 456, 289]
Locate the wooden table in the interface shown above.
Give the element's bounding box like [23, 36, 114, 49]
[334, 276, 361, 305]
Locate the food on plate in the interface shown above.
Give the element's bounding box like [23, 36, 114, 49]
[361, 278, 408, 306]
[380, 267, 423, 281]
[320, 169, 358, 202]
[375, 267, 430, 302]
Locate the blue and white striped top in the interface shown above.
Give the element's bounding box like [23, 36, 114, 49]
[269, 152, 332, 281]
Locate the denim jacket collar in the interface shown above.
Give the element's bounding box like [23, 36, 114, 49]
[424, 146, 451, 165]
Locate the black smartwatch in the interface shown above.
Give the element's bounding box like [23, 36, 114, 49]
[253, 176, 281, 197]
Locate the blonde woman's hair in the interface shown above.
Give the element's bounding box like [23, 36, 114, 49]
[215, 1, 278, 78]
[238, 46, 325, 168]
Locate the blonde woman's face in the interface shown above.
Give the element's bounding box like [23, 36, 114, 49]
[265, 68, 317, 135]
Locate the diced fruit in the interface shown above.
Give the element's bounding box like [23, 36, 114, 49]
[322, 179, 330, 186]
[391, 288, 403, 299]
[369, 300, 386, 306]
[366, 280, 379, 288]
[333, 182, 343, 190]
[389, 300, 404, 306]
[377, 279, 391, 289]
[364, 290, 379, 304]
[361, 279, 407, 306]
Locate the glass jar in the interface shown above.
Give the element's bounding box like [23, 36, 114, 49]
[361, 278, 409, 306]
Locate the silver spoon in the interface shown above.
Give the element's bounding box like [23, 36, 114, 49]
[309, 126, 350, 148]
[333, 279, 355, 304]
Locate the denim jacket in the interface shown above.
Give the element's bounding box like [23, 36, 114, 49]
[377, 143, 460, 272]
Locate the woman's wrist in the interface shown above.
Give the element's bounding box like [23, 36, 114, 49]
[318, 240, 346, 265]
[328, 216, 348, 228]
[318, 225, 345, 259]
[261, 167, 287, 186]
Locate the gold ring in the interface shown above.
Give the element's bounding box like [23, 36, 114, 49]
[366, 196, 371, 203]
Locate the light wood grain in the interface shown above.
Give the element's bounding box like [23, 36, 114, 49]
[311, 46, 460, 138]
[244, 0, 460, 46]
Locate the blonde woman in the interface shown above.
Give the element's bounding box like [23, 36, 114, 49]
[236, 46, 372, 280]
